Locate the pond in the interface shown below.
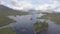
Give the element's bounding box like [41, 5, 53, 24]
[7, 14, 60, 34]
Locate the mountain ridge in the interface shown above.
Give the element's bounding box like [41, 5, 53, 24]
[0, 5, 29, 16]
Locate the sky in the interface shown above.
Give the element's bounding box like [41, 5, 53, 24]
[0, 0, 60, 12]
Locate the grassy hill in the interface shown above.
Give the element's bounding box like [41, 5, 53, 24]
[0, 5, 30, 16]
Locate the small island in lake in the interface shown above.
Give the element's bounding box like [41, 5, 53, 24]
[33, 20, 48, 34]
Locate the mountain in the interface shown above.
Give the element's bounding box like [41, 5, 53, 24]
[0, 5, 29, 16]
[0, 5, 21, 12]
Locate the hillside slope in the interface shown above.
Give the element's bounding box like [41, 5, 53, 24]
[0, 5, 29, 16]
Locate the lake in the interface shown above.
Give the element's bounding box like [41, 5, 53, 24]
[8, 14, 60, 34]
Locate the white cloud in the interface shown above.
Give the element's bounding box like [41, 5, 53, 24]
[34, 4, 49, 10]
[1, 0, 34, 10]
[0, 0, 60, 12]
[47, 0, 60, 12]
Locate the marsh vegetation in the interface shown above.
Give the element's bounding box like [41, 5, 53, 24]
[33, 20, 48, 34]
[37, 13, 60, 24]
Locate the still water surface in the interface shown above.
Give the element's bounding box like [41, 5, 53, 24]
[8, 14, 60, 34]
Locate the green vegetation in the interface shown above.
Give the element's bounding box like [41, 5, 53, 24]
[0, 5, 30, 27]
[39, 13, 60, 24]
[0, 5, 30, 16]
[50, 16, 60, 24]
[33, 21, 48, 34]
[37, 15, 50, 19]
[0, 16, 16, 27]
[0, 9, 29, 16]
[0, 28, 15, 34]
[0, 5, 30, 34]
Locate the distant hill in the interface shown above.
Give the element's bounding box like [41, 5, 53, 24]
[0, 5, 29, 16]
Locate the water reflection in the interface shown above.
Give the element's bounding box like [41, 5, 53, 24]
[7, 14, 60, 34]
[8, 14, 44, 34]
[33, 20, 48, 34]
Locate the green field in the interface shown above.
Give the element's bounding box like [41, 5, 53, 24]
[0, 9, 30, 16]
[0, 28, 15, 34]
[0, 16, 16, 27]
[38, 13, 60, 24]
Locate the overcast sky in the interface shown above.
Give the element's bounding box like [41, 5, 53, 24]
[0, 0, 60, 12]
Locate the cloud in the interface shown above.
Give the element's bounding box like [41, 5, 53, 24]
[48, 0, 60, 12]
[1, 0, 34, 10]
[0, 0, 60, 12]
[34, 4, 49, 10]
